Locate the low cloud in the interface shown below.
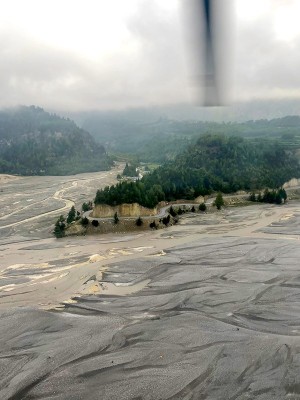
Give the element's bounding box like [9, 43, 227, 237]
[234, 5, 300, 100]
[0, 1, 300, 112]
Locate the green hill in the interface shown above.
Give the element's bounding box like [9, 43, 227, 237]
[0, 106, 113, 175]
[95, 134, 300, 208]
[149, 134, 300, 195]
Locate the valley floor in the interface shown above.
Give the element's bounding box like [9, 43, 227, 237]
[1, 171, 300, 399]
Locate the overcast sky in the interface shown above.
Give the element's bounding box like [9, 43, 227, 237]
[0, 0, 300, 112]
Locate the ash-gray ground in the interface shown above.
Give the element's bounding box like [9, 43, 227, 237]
[1, 172, 300, 400]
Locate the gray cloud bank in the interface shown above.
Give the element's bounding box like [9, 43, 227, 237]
[235, 15, 300, 100]
[0, 1, 300, 112]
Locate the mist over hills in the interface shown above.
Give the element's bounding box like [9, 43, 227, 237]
[1, 103, 300, 176]
[0, 106, 113, 175]
[67, 104, 300, 163]
[68, 98, 300, 125]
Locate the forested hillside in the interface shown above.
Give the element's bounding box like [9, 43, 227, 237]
[81, 113, 191, 162]
[95, 135, 300, 208]
[80, 111, 300, 163]
[0, 106, 113, 175]
[81, 112, 242, 162]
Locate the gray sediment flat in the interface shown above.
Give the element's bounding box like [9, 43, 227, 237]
[1, 172, 300, 399]
[2, 234, 300, 398]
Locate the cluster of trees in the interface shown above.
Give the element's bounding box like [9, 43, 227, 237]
[122, 162, 138, 177]
[94, 135, 299, 208]
[53, 205, 81, 238]
[0, 106, 113, 175]
[95, 181, 165, 209]
[66, 206, 81, 224]
[169, 203, 207, 217]
[82, 201, 93, 212]
[135, 216, 172, 228]
[164, 135, 299, 192]
[249, 188, 287, 204]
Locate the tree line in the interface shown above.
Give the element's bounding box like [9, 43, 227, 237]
[94, 135, 299, 208]
[249, 188, 287, 204]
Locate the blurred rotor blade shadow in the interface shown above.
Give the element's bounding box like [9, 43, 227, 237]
[181, 0, 234, 107]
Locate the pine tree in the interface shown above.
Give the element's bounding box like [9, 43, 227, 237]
[53, 215, 66, 238]
[67, 206, 76, 224]
[114, 212, 119, 224]
[214, 192, 224, 210]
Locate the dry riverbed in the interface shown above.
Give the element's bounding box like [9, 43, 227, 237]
[1, 171, 300, 399]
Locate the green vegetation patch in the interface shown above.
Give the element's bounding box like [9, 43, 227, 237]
[94, 134, 300, 208]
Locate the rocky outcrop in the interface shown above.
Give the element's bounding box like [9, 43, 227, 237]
[283, 178, 300, 188]
[65, 223, 86, 236]
[194, 195, 205, 204]
[91, 203, 157, 218]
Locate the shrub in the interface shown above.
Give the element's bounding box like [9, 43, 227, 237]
[149, 221, 158, 229]
[82, 201, 93, 212]
[169, 206, 177, 217]
[199, 203, 207, 212]
[249, 192, 256, 202]
[81, 217, 89, 226]
[113, 212, 119, 224]
[136, 216, 143, 226]
[162, 214, 171, 226]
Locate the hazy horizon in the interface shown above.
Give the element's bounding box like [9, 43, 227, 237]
[2, 97, 300, 125]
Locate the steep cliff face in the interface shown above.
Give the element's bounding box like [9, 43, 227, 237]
[91, 203, 157, 218]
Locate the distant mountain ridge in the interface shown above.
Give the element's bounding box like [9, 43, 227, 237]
[74, 110, 300, 163]
[0, 106, 113, 175]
